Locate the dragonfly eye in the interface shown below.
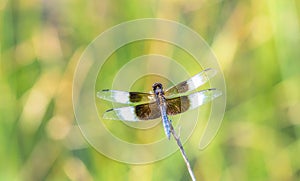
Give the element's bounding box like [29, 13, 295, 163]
[152, 82, 163, 93]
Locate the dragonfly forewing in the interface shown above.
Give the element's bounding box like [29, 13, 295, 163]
[165, 68, 217, 97]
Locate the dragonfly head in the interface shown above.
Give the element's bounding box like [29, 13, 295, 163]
[152, 82, 163, 95]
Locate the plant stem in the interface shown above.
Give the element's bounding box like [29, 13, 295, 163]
[169, 123, 196, 181]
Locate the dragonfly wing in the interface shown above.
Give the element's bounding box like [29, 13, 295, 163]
[166, 88, 222, 115]
[165, 68, 217, 97]
[103, 102, 161, 121]
[165, 96, 190, 115]
[97, 89, 155, 104]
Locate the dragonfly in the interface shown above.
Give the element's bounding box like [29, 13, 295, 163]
[97, 68, 222, 139]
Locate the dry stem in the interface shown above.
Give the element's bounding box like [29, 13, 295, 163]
[169, 122, 196, 181]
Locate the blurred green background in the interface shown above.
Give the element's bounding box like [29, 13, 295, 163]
[1, 0, 300, 180]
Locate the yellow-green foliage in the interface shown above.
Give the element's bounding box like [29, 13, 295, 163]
[1, 0, 300, 180]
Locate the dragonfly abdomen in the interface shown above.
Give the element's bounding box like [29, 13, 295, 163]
[161, 112, 171, 139]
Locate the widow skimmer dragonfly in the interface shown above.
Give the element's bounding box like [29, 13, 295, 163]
[97, 68, 222, 139]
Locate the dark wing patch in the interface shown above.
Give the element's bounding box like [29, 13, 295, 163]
[135, 102, 161, 120]
[166, 96, 190, 115]
[129, 92, 153, 103]
[165, 82, 189, 96]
